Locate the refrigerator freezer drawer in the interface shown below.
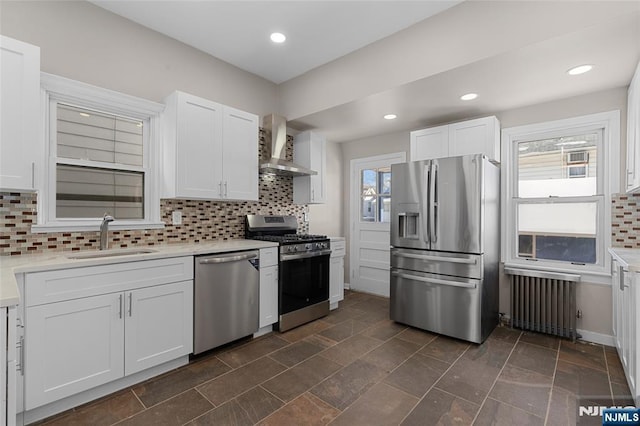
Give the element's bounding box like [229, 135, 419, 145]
[390, 268, 486, 343]
[391, 247, 482, 279]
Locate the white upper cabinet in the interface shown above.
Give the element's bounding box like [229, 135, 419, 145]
[409, 124, 449, 161]
[162, 91, 258, 201]
[293, 131, 326, 204]
[222, 106, 259, 200]
[626, 61, 640, 193]
[410, 116, 500, 162]
[0, 36, 41, 191]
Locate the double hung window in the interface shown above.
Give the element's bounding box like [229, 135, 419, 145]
[502, 111, 620, 281]
[34, 73, 164, 232]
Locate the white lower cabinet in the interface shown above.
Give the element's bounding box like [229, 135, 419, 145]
[259, 247, 278, 328]
[22, 257, 193, 412]
[329, 238, 346, 310]
[611, 259, 639, 406]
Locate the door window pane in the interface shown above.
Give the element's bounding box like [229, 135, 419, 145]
[517, 202, 597, 263]
[517, 132, 598, 197]
[360, 167, 392, 222]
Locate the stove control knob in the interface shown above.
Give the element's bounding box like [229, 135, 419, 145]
[305, 244, 312, 250]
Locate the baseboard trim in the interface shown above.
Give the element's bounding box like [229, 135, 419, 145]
[577, 329, 615, 347]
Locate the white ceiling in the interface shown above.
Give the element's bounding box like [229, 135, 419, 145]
[91, 0, 462, 84]
[91, 1, 640, 143]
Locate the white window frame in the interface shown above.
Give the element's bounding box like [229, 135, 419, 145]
[501, 110, 620, 285]
[32, 73, 165, 233]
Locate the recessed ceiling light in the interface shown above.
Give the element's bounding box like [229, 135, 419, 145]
[79, 112, 91, 117]
[460, 93, 478, 101]
[567, 65, 593, 75]
[383, 114, 397, 120]
[270, 32, 286, 43]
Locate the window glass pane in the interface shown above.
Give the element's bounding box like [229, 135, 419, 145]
[379, 195, 391, 223]
[57, 104, 143, 167]
[361, 197, 376, 222]
[378, 167, 391, 195]
[517, 132, 598, 198]
[56, 165, 144, 219]
[361, 169, 377, 196]
[517, 202, 597, 263]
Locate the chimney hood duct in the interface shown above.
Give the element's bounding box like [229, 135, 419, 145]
[259, 114, 317, 177]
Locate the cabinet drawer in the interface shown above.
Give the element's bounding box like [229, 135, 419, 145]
[25, 257, 193, 306]
[331, 240, 346, 258]
[260, 247, 278, 267]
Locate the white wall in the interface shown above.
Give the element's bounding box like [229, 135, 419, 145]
[0, 1, 278, 115]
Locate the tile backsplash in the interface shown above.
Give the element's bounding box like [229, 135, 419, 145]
[612, 193, 640, 248]
[0, 131, 308, 256]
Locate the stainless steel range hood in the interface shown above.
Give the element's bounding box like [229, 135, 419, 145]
[260, 114, 317, 177]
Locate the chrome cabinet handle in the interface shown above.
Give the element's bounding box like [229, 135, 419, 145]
[119, 294, 123, 319]
[128, 293, 133, 317]
[16, 335, 24, 375]
[219, 181, 223, 197]
[224, 181, 228, 197]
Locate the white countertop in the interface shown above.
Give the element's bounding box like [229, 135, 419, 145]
[0, 239, 278, 308]
[609, 247, 640, 272]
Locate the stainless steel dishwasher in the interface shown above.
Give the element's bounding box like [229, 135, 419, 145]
[193, 250, 260, 354]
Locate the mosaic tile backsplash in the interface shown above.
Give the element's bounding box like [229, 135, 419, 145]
[612, 193, 640, 248]
[0, 131, 308, 256]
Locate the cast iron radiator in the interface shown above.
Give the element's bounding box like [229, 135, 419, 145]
[505, 267, 581, 341]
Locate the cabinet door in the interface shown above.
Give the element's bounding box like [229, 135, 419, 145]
[410, 125, 449, 161]
[448, 116, 500, 161]
[0, 36, 41, 191]
[175, 92, 224, 199]
[25, 294, 124, 410]
[329, 257, 345, 307]
[309, 134, 326, 203]
[612, 260, 622, 351]
[222, 106, 259, 201]
[259, 265, 278, 328]
[293, 131, 326, 204]
[124, 281, 193, 376]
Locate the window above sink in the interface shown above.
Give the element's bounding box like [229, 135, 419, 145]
[32, 73, 165, 233]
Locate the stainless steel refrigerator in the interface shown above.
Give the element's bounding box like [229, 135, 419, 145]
[390, 154, 500, 344]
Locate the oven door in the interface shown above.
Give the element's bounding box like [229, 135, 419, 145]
[279, 250, 330, 315]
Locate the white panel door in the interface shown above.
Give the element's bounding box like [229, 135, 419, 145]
[350, 152, 406, 297]
[410, 125, 448, 161]
[25, 294, 124, 410]
[222, 106, 258, 201]
[176, 93, 224, 199]
[0, 36, 41, 191]
[124, 281, 193, 376]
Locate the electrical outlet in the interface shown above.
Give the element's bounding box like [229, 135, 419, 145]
[303, 212, 309, 222]
[172, 211, 182, 225]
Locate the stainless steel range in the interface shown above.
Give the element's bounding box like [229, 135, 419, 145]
[245, 215, 331, 332]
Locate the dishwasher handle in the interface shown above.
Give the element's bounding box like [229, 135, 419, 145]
[198, 252, 258, 264]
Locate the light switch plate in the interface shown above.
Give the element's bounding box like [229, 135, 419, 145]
[172, 211, 182, 225]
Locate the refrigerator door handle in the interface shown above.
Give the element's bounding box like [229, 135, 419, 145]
[430, 163, 438, 244]
[392, 251, 477, 265]
[391, 270, 476, 289]
[423, 163, 431, 244]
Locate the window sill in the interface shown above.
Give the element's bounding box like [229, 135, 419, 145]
[31, 221, 165, 234]
[503, 261, 611, 286]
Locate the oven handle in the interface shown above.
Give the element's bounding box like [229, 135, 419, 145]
[198, 253, 258, 264]
[280, 249, 332, 261]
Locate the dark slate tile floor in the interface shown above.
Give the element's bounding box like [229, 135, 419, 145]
[35, 290, 633, 426]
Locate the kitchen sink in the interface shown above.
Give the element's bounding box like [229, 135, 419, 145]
[66, 248, 158, 259]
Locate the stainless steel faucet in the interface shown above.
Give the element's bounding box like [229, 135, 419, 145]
[99, 213, 115, 250]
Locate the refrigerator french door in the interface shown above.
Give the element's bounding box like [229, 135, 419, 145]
[390, 154, 499, 344]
